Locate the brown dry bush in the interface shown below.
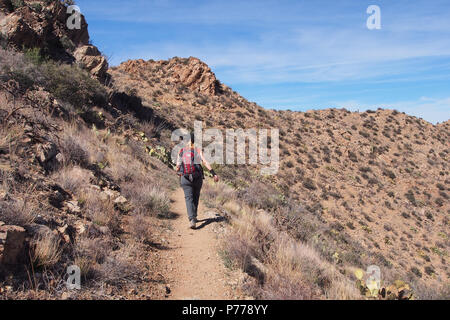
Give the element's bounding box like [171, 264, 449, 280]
[222, 202, 360, 300]
[239, 181, 283, 211]
[81, 192, 121, 234]
[97, 242, 142, 286]
[31, 231, 62, 269]
[0, 48, 42, 91]
[252, 272, 318, 300]
[56, 126, 93, 168]
[128, 213, 152, 242]
[74, 237, 112, 280]
[202, 180, 237, 207]
[52, 166, 93, 195]
[122, 182, 170, 218]
[0, 198, 37, 226]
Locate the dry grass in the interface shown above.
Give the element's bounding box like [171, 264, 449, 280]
[202, 180, 237, 207]
[122, 182, 171, 218]
[31, 231, 62, 269]
[0, 198, 37, 226]
[216, 190, 360, 300]
[104, 137, 142, 183]
[74, 237, 111, 280]
[128, 213, 152, 242]
[56, 125, 93, 168]
[80, 191, 121, 234]
[52, 166, 93, 195]
[97, 242, 142, 285]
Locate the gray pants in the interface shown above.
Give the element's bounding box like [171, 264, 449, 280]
[180, 175, 203, 221]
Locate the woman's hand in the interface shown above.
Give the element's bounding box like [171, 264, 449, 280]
[213, 175, 219, 183]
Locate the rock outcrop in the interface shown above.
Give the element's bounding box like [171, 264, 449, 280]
[0, 0, 108, 80]
[0, 222, 27, 266]
[171, 57, 222, 96]
[73, 45, 108, 81]
[117, 57, 223, 96]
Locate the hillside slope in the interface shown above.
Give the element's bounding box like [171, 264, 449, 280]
[111, 57, 449, 298]
[0, 1, 183, 299]
[0, 0, 448, 300]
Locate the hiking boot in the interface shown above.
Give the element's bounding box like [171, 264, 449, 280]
[190, 219, 196, 229]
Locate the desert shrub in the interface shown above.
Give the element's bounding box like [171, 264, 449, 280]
[302, 178, 317, 191]
[436, 183, 445, 191]
[53, 166, 92, 195]
[202, 180, 237, 207]
[42, 61, 106, 110]
[81, 192, 121, 234]
[240, 181, 283, 211]
[435, 197, 444, 207]
[97, 243, 141, 285]
[11, 0, 25, 10]
[24, 47, 46, 65]
[58, 133, 90, 167]
[251, 272, 318, 300]
[410, 267, 422, 278]
[31, 231, 62, 269]
[0, 198, 37, 226]
[275, 202, 320, 243]
[122, 182, 171, 218]
[129, 213, 152, 242]
[1, 48, 106, 108]
[359, 166, 372, 173]
[74, 237, 111, 280]
[405, 190, 417, 206]
[60, 35, 75, 51]
[383, 169, 396, 180]
[0, 48, 42, 91]
[140, 118, 168, 139]
[348, 151, 358, 162]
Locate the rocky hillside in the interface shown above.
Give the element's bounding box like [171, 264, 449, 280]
[111, 56, 449, 298]
[0, 0, 108, 81]
[0, 0, 180, 299]
[0, 0, 448, 300]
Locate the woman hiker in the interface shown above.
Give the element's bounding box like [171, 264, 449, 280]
[176, 133, 219, 229]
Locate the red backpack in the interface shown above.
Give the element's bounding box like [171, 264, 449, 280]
[179, 147, 203, 177]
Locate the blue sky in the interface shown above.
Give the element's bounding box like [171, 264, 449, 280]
[76, 0, 450, 124]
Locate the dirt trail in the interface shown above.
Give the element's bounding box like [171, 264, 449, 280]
[162, 188, 234, 300]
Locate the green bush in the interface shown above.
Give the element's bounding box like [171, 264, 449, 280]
[60, 35, 75, 52]
[1, 48, 107, 110]
[0, 48, 42, 91]
[11, 0, 25, 10]
[0, 33, 7, 49]
[42, 61, 107, 110]
[24, 47, 46, 65]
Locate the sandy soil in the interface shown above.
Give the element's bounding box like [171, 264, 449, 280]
[162, 188, 234, 300]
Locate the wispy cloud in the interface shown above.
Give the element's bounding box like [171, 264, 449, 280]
[78, 0, 450, 123]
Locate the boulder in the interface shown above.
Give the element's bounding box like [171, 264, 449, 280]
[66, 200, 81, 214]
[74, 45, 108, 81]
[114, 196, 127, 205]
[100, 188, 119, 201]
[0, 224, 27, 266]
[57, 224, 75, 243]
[36, 142, 58, 164]
[36, 142, 63, 171]
[170, 57, 221, 96]
[73, 221, 110, 238]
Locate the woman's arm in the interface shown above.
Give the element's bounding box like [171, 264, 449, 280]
[175, 151, 182, 175]
[198, 148, 219, 182]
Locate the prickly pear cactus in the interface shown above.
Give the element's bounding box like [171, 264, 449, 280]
[148, 145, 174, 168]
[354, 269, 414, 300]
